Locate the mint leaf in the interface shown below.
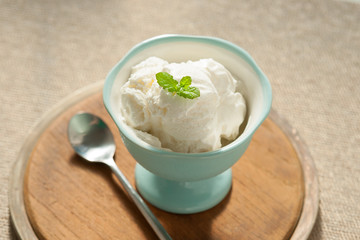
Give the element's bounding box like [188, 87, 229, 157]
[156, 72, 178, 93]
[180, 76, 192, 88]
[155, 72, 200, 99]
[177, 86, 200, 99]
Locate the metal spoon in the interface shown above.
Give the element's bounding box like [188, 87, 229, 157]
[67, 112, 171, 240]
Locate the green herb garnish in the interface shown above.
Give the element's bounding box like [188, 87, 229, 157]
[155, 72, 200, 99]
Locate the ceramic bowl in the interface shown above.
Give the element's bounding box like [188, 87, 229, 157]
[103, 34, 272, 213]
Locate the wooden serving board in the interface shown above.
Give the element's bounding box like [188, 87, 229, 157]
[24, 91, 304, 240]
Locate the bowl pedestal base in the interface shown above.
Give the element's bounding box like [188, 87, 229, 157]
[135, 163, 232, 214]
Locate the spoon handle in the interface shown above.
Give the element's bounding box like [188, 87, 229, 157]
[104, 158, 172, 240]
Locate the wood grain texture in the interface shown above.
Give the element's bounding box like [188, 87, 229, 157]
[24, 92, 304, 240]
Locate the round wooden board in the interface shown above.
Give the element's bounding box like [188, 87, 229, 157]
[23, 91, 305, 240]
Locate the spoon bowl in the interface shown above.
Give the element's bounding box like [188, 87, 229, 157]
[68, 112, 115, 162]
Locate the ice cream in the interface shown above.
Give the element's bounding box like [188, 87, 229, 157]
[117, 56, 246, 153]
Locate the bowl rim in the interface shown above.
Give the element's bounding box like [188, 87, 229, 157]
[103, 34, 272, 156]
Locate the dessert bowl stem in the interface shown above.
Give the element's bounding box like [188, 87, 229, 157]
[135, 164, 232, 214]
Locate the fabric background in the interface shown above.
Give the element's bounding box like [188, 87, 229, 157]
[1, 0, 359, 239]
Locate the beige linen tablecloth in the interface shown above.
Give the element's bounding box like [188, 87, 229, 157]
[1, 0, 359, 239]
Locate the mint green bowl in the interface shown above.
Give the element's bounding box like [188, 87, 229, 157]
[103, 34, 272, 214]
